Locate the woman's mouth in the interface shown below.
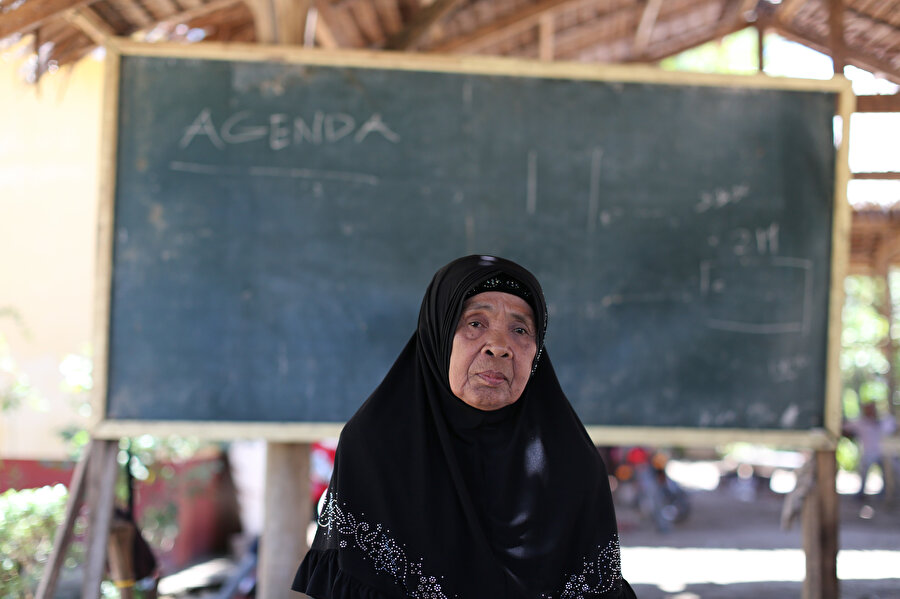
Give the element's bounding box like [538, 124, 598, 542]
[477, 371, 507, 386]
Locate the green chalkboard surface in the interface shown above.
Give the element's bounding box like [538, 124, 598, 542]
[104, 49, 840, 431]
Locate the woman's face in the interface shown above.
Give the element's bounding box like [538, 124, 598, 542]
[448, 291, 538, 411]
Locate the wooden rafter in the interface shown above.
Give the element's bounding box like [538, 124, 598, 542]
[158, 0, 244, 28]
[429, 0, 586, 54]
[538, 12, 554, 61]
[64, 6, 115, 45]
[714, 0, 747, 38]
[776, 0, 807, 24]
[314, 0, 362, 47]
[632, 0, 663, 58]
[0, 0, 93, 39]
[384, 0, 465, 50]
[829, 0, 845, 71]
[311, 7, 338, 48]
[856, 94, 900, 112]
[854, 173, 900, 180]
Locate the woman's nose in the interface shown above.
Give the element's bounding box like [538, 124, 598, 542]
[483, 333, 511, 358]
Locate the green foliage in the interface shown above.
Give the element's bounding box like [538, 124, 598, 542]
[660, 27, 760, 74]
[0, 485, 83, 599]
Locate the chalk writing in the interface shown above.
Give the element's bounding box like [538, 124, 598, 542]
[179, 108, 400, 150]
[694, 184, 749, 213]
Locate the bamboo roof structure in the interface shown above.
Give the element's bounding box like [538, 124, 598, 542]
[2, 0, 899, 270]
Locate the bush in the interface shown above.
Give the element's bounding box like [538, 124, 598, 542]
[0, 485, 83, 599]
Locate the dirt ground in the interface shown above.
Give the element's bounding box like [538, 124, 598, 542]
[618, 478, 900, 599]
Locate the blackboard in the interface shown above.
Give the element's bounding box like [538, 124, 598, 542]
[100, 46, 847, 436]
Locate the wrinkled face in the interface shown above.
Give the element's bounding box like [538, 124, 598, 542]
[448, 291, 538, 411]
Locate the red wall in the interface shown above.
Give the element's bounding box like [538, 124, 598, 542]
[0, 453, 239, 574]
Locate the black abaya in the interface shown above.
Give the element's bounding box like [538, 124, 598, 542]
[293, 255, 635, 599]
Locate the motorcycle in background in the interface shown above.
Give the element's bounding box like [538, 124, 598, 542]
[607, 446, 690, 533]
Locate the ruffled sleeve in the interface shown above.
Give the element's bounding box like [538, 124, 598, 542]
[293, 549, 400, 599]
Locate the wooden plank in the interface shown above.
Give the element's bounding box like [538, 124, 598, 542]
[829, 0, 846, 72]
[802, 450, 840, 599]
[82, 440, 120, 599]
[91, 40, 122, 435]
[312, 6, 339, 48]
[274, 0, 311, 44]
[853, 172, 900, 179]
[825, 83, 855, 439]
[777, 0, 807, 23]
[714, 0, 747, 37]
[632, 0, 663, 58]
[350, 0, 384, 45]
[35, 442, 94, 599]
[154, 0, 244, 28]
[429, 0, 585, 54]
[314, 0, 365, 47]
[257, 443, 311, 599]
[757, 23, 765, 71]
[384, 0, 464, 50]
[64, 6, 116, 45]
[245, 0, 277, 43]
[373, 0, 403, 36]
[0, 0, 91, 39]
[538, 12, 554, 61]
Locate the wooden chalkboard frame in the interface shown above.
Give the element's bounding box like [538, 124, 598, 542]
[91, 39, 854, 449]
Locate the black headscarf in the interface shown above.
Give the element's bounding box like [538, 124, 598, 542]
[294, 255, 634, 599]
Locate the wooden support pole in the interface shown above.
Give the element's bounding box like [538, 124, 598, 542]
[82, 439, 120, 599]
[257, 442, 311, 599]
[802, 450, 839, 599]
[757, 24, 765, 72]
[828, 0, 845, 73]
[538, 13, 555, 62]
[36, 442, 94, 599]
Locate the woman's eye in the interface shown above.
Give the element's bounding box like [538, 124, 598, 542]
[513, 327, 528, 335]
[468, 321, 483, 328]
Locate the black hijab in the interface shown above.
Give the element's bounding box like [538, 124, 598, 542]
[294, 255, 633, 599]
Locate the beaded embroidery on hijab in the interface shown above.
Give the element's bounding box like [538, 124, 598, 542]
[293, 255, 634, 599]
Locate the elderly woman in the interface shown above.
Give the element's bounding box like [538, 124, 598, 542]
[293, 255, 635, 598]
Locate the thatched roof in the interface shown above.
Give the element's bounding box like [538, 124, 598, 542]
[1, 0, 899, 83]
[2, 0, 899, 270]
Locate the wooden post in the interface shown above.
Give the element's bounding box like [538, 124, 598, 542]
[36, 441, 94, 599]
[257, 442, 311, 599]
[802, 450, 839, 599]
[81, 439, 120, 599]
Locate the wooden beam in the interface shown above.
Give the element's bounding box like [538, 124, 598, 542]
[757, 23, 765, 72]
[776, 0, 806, 24]
[429, 0, 584, 54]
[158, 0, 244, 28]
[802, 450, 840, 599]
[312, 6, 338, 48]
[538, 12, 554, 61]
[257, 443, 311, 599]
[63, 6, 115, 45]
[853, 172, 900, 180]
[314, 0, 362, 47]
[0, 0, 93, 39]
[856, 94, 900, 112]
[632, 0, 663, 59]
[274, 0, 310, 44]
[829, 0, 845, 73]
[384, 0, 465, 50]
[714, 0, 746, 38]
[245, 0, 276, 42]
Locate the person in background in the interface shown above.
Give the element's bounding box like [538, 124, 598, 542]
[843, 401, 897, 499]
[293, 255, 636, 598]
